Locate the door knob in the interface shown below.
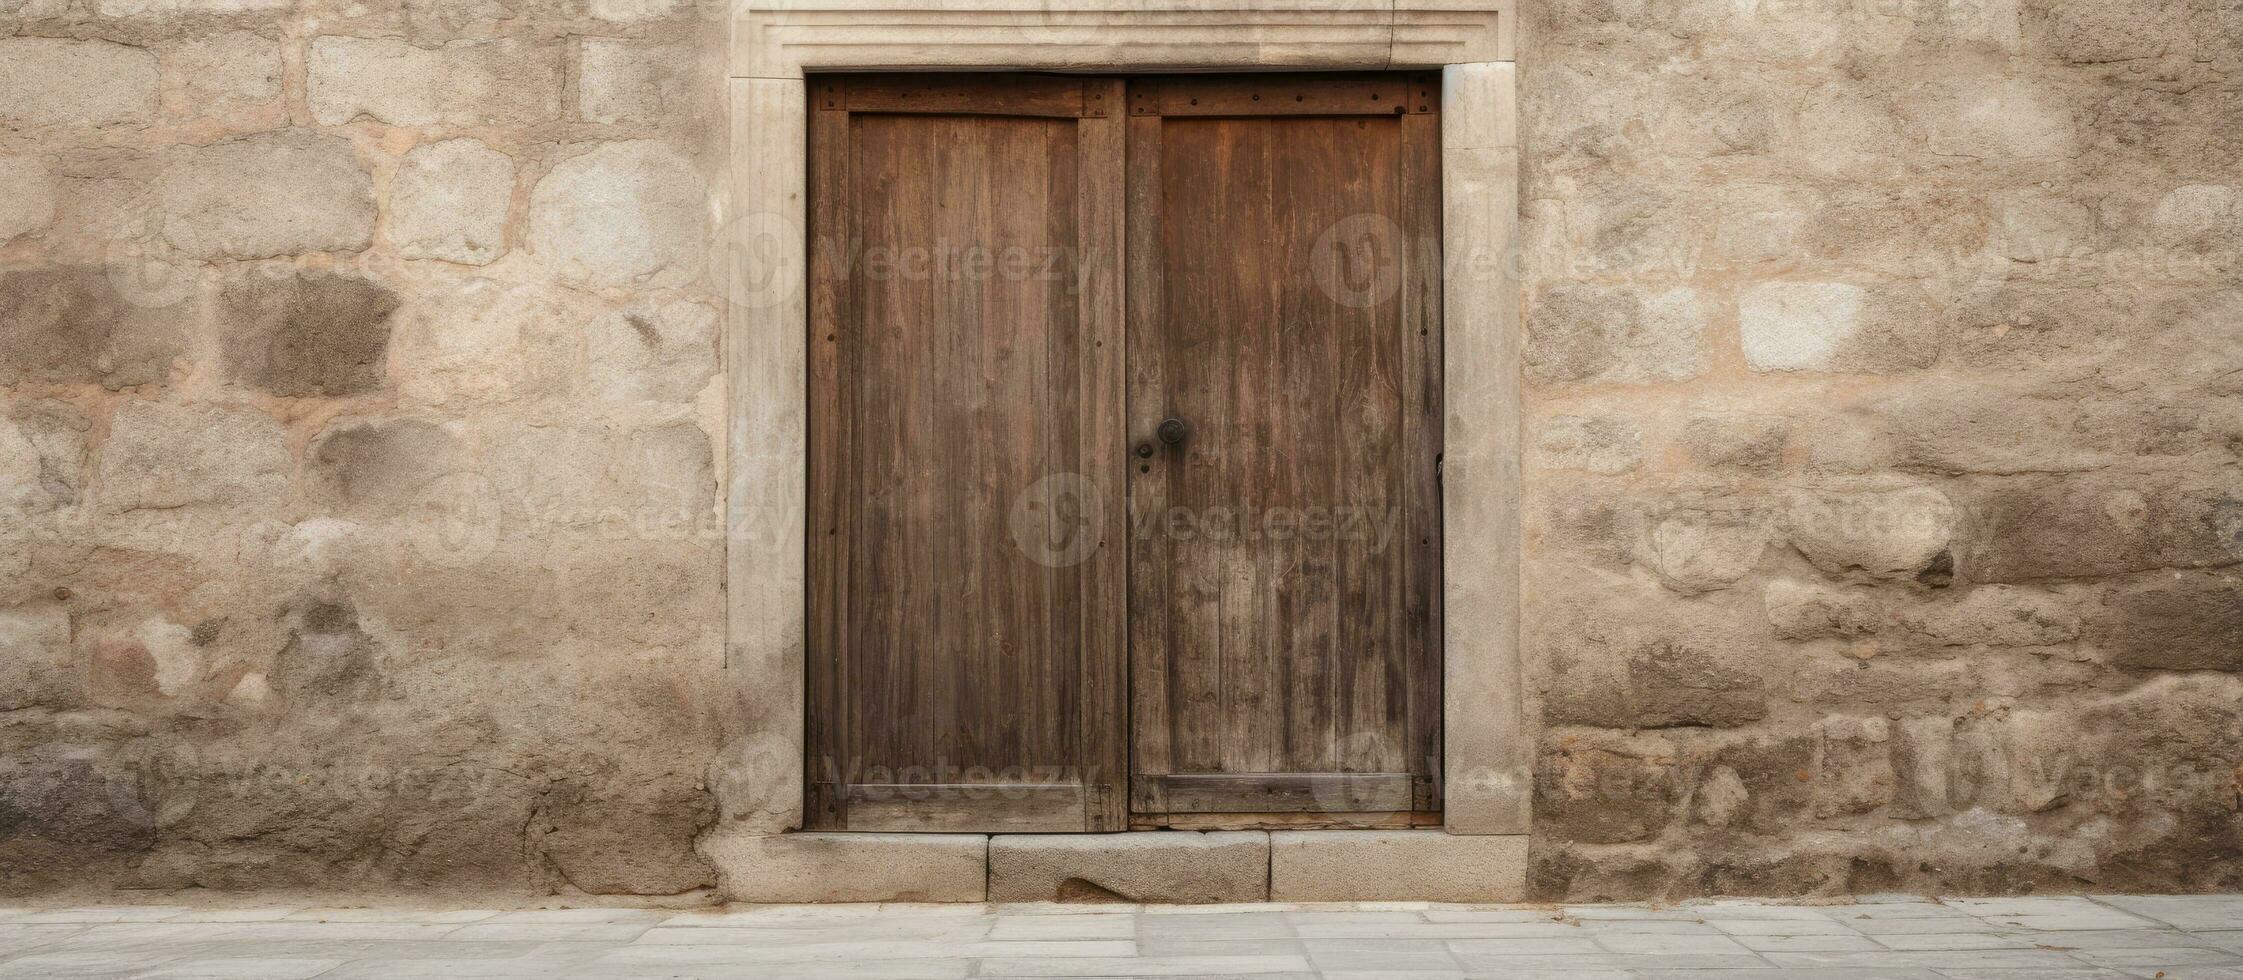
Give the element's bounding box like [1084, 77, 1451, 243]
[1157, 418, 1189, 446]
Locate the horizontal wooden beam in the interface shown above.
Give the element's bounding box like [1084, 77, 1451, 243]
[1131, 75, 1437, 117]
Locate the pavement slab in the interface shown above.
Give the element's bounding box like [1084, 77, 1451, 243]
[0, 894, 2231, 978]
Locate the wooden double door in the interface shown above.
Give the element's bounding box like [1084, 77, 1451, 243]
[806, 73, 1442, 832]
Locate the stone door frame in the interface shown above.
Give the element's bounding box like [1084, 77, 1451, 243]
[718, 0, 1526, 842]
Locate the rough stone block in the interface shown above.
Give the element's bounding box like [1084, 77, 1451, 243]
[2099, 577, 2243, 671]
[1912, 75, 2078, 160]
[486, 420, 715, 528]
[217, 272, 400, 397]
[1764, 578, 1882, 640]
[0, 267, 191, 390]
[1547, 637, 1768, 730]
[537, 777, 717, 896]
[1992, 187, 2101, 263]
[0, 157, 56, 243]
[0, 400, 89, 514]
[702, 831, 986, 902]
[1689, 735, 1816, 833]
[1270, 831, 1526, 902]
[1781, 484, 1957, 581]
[308, 36, 562, 127]
[1967, 476, 2241, 582]
[1683, 414, 1791, 472]
[389, 278, 591, 407]
[1797, 656, 1969, 711]
[307, 418, 466, 517]
[1814, 716, 1895, 817]
[1535, 742, 1682, 844]
[579, 38, 693, 124]
[0, 37, 158, 128]
[988, 831, 1268, 903]
[1541, 183, 1699, 279]
[1740, 282, 1937, 374]
[97, 401, 289, 510]
[164, 31, 282, 116]
[1532, 414, 1641, 474]
[585, 299, 720, 403]
[390, 138, 514, 265]
[1897, 585, 2082, 647]
[2026, 0, 2182, 64]
[1890, 715, 1955, 818]
[1526, 283, 1708, 385]
[0, 758, 156, 888]
[1797, 185, 1989, 276]
[1640, 505, 1769, 594]
[1870, 383, 2102, 475]
[96, 0, 290, 15]
[529, 140, 706, 289]
[2149, 184, 2243, 251]
[0, 602, 75, 711]
[269, 599, 381, 706]
[589, 0, 689, 20]
[161, 130, 376, 259]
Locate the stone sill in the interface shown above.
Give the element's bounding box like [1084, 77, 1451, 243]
[703, 830, 1528, 904]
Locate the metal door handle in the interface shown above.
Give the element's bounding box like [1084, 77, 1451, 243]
[1157, 418, 1189, 446]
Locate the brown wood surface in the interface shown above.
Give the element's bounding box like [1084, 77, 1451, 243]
[809, 72, 1442, 831]
[806, 74, 1126, 832]
[845, 784, 1086, 833]
[833, 74, 1100, 118]
[1131, 810, 1443, 831]
[1126, 74, 1443, 818]
[1131, 773, 1418, 813]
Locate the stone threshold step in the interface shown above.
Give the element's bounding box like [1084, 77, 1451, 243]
[702, 829, 1527, 904]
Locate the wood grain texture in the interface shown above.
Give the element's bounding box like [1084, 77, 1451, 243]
[846, 784, 1087, 832]
[807, 75, 1126, 832]
[1132, 810, 1442, 831]
[812, 72, 1443, 830]
[1127, 73, 1443, 818]
[835, 74, 1094, 117]
[1132, 773, 1418, 813]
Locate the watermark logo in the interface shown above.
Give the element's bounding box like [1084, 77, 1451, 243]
[102, 233, 197, 310]
[407, 473, 502, 568]
[719, 211, 805, 311]
[1010, 472, 1104, 568]
[1312, 213, 1407, 309]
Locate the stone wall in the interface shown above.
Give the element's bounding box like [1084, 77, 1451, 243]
[1, 0, 2238, 903]
[0, 0, 731, 898]
[1518, 0, 2243, 898]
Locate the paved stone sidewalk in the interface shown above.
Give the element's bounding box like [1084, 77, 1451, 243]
[1, 895, 2238, 978]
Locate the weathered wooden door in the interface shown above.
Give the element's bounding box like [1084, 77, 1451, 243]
[806, 74, 1128, 831]
[808, 72, 1440, 832]
[1125, 74, 1444, 822]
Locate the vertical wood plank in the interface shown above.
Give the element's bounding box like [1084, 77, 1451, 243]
[1079, 77, 1129, 830]
[805, 78, 849, 829]
[1400, 103, 1446, 807]
[1125, 104, 1172, 808]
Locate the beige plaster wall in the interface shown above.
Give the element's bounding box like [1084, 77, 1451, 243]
[1518, 0, 2243, 898]
[0, 0, 733, 899]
